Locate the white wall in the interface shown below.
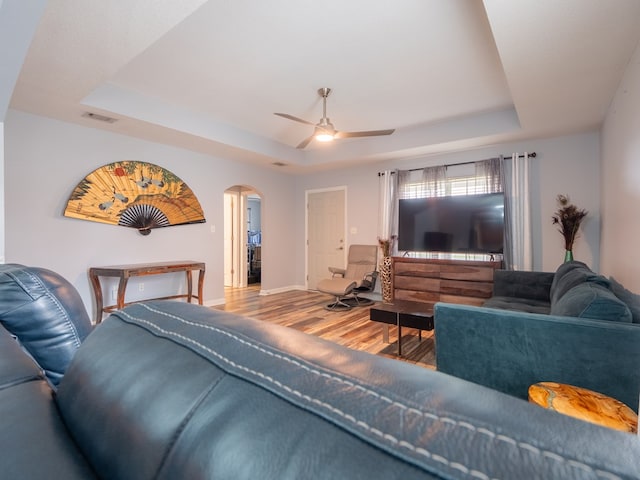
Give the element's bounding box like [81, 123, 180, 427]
[294, 132, 601, 281]
[5, 108, 606, 320]
[4, 110, 298, 318]
[601, 40, 640, 291]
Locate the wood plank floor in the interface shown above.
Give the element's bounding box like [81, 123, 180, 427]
[214, 286, 436, 370]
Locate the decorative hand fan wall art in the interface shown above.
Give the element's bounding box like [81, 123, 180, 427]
[63, 161, 206, 235]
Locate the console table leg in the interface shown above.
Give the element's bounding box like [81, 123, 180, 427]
[197, 268, 205, 305]
[117, 277, 129, 310]
[186, 271, 193, 302]
[89, 271, 103, 324]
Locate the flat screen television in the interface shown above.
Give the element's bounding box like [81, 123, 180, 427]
[398, 193, 504, 254]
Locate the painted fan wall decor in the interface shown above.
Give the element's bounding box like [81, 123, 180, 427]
[64, 161, 206, 235]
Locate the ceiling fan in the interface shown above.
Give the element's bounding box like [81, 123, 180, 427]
[275, 88, 395, 149]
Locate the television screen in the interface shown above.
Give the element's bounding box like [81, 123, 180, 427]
[398, 193, 504, 254]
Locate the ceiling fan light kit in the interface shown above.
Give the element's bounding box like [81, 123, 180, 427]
[315, 132, 334, 142]
[275, 87, 395, 149]
[314, 126, 335, 142]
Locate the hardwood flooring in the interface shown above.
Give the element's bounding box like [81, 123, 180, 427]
[214, 286, 436, 370]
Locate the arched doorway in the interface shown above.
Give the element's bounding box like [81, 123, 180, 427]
[223, 185, 262, 288]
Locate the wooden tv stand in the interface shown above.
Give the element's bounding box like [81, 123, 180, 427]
[391, 254, 502, 306]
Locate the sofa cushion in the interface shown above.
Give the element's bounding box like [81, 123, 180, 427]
[491, 270, 553, 302]
[609, 277, 640, 324]
[550, 281, 633, 323]
[483, 296, 551, 314]
[0, 380, 97, 479]
[550, 261, 609, 307]
[0, 326, 44, 389]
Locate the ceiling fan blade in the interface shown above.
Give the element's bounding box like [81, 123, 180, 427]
[334, 128, 395, 139]
[277, 89, 396, 148]
[296, 135, 315, 149]
[274, 112, 315, 126]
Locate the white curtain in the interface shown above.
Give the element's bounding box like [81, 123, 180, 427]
[378, 171, 398, 253]
[475, 158, 503, 193]
[397, 166, 446, 199]
[420, 165, 447, 197]
[503, 153, 533, 270]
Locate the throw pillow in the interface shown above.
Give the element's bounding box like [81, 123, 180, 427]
[550, 261, 609, 307]
[550, 281, 632, 323]
[609, 277, 640, 324]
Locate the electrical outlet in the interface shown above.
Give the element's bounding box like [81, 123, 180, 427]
[110, 287, 118, 301]
[138, 283, 144, 292]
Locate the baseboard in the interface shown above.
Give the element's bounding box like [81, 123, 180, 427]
[259, 285, 307, 296]
[204, 298, 226, 307]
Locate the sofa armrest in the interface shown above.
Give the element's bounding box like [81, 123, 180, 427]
[492, 270, 553, 302]
[434, 302, 640, 412]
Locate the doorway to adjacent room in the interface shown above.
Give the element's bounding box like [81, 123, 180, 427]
[224, 185, 262, 289]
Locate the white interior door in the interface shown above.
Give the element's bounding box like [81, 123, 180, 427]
[238, 193, 248, 287]
[224, 187, 260, 289]
[223, 190, 247, 288]
[223, 193, 234, 286]
[307, 188, 346, 290]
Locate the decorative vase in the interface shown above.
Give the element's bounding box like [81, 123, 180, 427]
[564, 250, 574, 263]
[379, 255, 393, 303]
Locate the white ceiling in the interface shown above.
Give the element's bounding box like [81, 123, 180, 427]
[4, 0, 640, 172]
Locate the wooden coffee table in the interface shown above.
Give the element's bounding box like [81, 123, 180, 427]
[369, 300, 434, 356]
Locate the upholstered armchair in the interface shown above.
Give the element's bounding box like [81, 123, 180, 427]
[316, 244, 378, 311]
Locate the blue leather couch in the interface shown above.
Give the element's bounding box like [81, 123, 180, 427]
[435, 261, 640, 413]
[2, 264, 640, 479]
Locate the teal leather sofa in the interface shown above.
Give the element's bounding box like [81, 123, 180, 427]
[3, 263, 640, 478]
[434, 261, 640, 412]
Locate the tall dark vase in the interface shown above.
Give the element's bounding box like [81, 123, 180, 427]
[564, 250, 574, 263]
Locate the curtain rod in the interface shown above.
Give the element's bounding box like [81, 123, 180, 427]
[377, 152, 537, 176]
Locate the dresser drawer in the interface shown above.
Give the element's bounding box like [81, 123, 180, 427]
[440, 279, 493, 298]
[394, 276, 440, 293]
[440, 265, 495, 282]
[393, 261, 440, 278]
[394, 289, 440, 303]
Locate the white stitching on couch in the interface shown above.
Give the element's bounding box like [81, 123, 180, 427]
[9, 269, 83, 349]
[116, 304, 621, 480]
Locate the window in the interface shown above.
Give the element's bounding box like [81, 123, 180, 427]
[398, 160, 502, 199]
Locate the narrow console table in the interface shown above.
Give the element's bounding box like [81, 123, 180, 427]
[89, 261, 205, 323]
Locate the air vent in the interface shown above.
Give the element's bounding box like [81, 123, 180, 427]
[272, 162, 287, 167]
[82, 112, 118, 123]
